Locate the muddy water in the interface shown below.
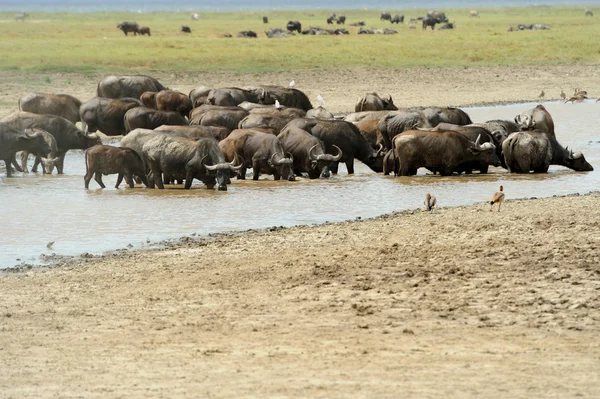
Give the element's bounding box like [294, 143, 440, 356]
[1, 101, 599, 268]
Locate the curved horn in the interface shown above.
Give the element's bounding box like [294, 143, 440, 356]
[308, 144, 319, 161]
[229, 153, 244, 171]
[475, 134, 481, 147]
[286, 152, 294, 163]
[374, 143, 384, 157]
[86, 132, 99, 140]
[270, 152, 279, 166]
[202, 155, 219, 171]
[332, 144, 343, 161]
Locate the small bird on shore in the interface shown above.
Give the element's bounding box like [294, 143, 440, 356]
[490, 185, 505, 212]
[424, 193, 437, 212]
[289, 80, 295, 87]
[317, 94, 325, 107]
[46, 241, 55, 249]
[560, 89, 566, 100]
[538, 90, 545, 99]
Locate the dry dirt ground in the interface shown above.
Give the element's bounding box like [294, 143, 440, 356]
[1, 193, 600, 398]
[1, 64, 600, 117]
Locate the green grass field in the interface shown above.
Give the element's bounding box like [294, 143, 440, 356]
[0, 7, 598, 73]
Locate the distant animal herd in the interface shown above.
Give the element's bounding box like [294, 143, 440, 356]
[0, 74, 595, 192]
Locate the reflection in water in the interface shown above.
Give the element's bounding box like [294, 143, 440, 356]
[1, 101, 599, 268]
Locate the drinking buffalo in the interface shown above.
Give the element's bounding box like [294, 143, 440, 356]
[18, 128, 60, 174]
[143, 135, 240, 190]
[124, 107, 187, 133]
[277, 127, 342, 179]
[97, 75, 168, 99]
[155, 90, 192, 117]
[355, 93, 398, 112]
[117, 21, 139, 35]
[256, 86, 313, 111]
[80, 97, 141, 136]
[0, 112, 101, 174]
[84, 145, 148, 189]
[0, 124, 52, 177]
[391, 130, 500, 176]
[503, 131, 593, 173]
[286, 20, 302, 33]
[18, 93, 82, 125]
[282, 118, 384, 174]
[219, 129, 295, 181]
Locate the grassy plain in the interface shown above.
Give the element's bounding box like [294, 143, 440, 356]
[0, 7, 599, 73]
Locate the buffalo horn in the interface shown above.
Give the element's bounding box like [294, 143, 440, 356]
[308, 144, 319, 161]
[269, 152, 280, 166]
[202, 155, 219, 171]
[475, 134, 481, 147]
[229, 153, 243, 171]
[286, 152, 294, 163]
[332, 144, 343, 161]
[86, 132, 99, 140]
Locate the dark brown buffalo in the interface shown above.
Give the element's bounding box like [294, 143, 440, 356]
[143, 135, 240, 190]
[286, 20, 302, 33]
[281, 118, 383, 174]
[378, 111, 431, 149]
[219, 129, 295, 181]
[155, 90, 192, 117]
[256, 86, 313, 111]
[140, 91, 157, 108]
[189, 86, 212, 107]
[514, 104, 555, 137]
[421, 107, 472, 126]
[124, 107, 187, 133]
[0, 124, 52, 177]
[355, 93, 398, 112]
[80, 97, 141, 136]
[97, 75, 168, 99]
[18, 128, 60, 174]
[18, 93, 82, 125]
[503, 131, 593, 173]
[277, 126, 342, 179]
[189, 105, 249, 130]
[391, 130, 500, 176]
[207, 87, 260, 106]
[1, 112, 101, 174]
[139, 26, 151, 36]
[354, 119, 387, 149]
[117, 21, 139, 35]
[84, 145, 148, 189]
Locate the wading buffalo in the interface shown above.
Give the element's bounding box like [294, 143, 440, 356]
[514, 104, 554, 136]
[0, 112, 101, 174]
[84, 145, 148, 189]
[117, 21, 139, 35]
[18, 128, 60, 174]
[378, 111, 431, 149]
[0, 124, 52, 177]
[155, 90, 192, 117]
[219, 129, 295, 181]
[124, 107, 187, 133]
[355, 93, 397, 112]
[286, 20, 302, 33]
[256, 86, 313, 111]
[80, 97, 141, 136]
[282, 118, 384, 174]
[143, 135, 239, 190]
[18, 93, 82, 126]
[421, 107, 472, 126]
[97, 75, 168, 100]
[502, 133, 593, 173]
[392, 130, 500, 176]
[277, 127, 342, 179]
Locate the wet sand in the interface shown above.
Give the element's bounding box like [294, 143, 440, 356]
[1, 192, 600, 397]
[1, 66, 600, 397]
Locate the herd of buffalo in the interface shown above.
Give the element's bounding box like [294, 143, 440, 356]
[0, 74, 594, 191]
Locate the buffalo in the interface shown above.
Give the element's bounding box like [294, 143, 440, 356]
[378, 111, 431, 149]
[355, 93, 397, 112]
[237, 31, 258, 38]
[18, 93, 82, 126]
[140, 91, 157, 108]
[286, 20, 302, 33]
[143, 135, 239, 190]
[124, 107, 188, 133]
[139, 26, 151, 36]
[238, 114, 299, 135]
[80, 97, 141, 136]
[0, 124, 52, 177]
[1, 112, 101, 174]
[381, 12, 392, 21]
[263, 16, 269, 23]
[514, 104, 554, 136]
[18, 128, 60, 174]
[189, 105, 249, 130]
[427, 10, 448, 23]
[256, 86, 313, 111]
[219, 129, 295, 181]
[327, 15, 336, 24]
[422, 17, 438, 30]
[208, 87, 259, 106]
[278, 127, 342, 179]
[391, 14, 404, 24]
[189, 86, 213, 107]
[337, 15, 346, 24]
[391, 130, 500, 176]
[306, 106, 334, 119]
[181, 26, 192, 33]
[155, 90, 192, 117]
[117, 21, 139, 35]
[97, 75, 168, 100]
[84, 145, 148, 189]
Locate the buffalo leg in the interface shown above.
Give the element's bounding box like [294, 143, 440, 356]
[115, 173, 124, 188]
[84, 171, 93, 189]
[4, 158, 13, 177]
[33, 156, 43, 173]
[252, 160, 261, 181]
[345, 160, 354, 175]
[125, 173, 135, 188]
[184, 171, 194, 189]
[331, 162, 339, 175]
[20, 151, 30, 173]
[149, 162, 164, 189]
[94, 172, 106, 188]
[56, 154, 66, 174]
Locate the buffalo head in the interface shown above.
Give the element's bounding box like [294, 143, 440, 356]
[202, 153, 243, 190]
[268, 152, 295, 181]
[564, 147, 594, 172]
[468, 134, 501, 167]
[309, 144, 342, 178]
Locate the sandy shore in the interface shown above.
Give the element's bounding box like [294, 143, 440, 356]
[1, 64, 599, 116]
[1, 65, 600, 397]
[1, 192, 600, 397]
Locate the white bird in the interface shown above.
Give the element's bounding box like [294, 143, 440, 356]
[317, 94, 325, 107]
[274, 99, 283, 109]
[289, 80, 295, 87]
